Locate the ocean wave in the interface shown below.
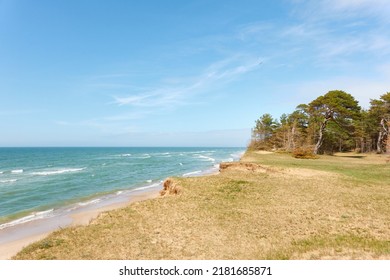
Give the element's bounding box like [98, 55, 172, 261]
[120, 154, 132, 157]
[184, 150, 215, 155]
[154, 152, 171, 156]
[183, 170, 202, 177]
[31, 168, 86, 176]
[0, 209, 54, 230]
[196, 155, 216, 162]
[134, 155, 151, 159]
[11, 169, 24, 174]
[133, 182, 162, 191]
[78, 199, 101, 206]
[0, 179, 17, 183]
[230, 151, 245, 159]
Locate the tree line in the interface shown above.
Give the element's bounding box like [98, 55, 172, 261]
[250, 90, 390, 155]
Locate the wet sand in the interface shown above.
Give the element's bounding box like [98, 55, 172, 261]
[0, 186, 161, 260]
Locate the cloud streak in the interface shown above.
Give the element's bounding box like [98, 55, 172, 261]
[112, 55, 261, 108]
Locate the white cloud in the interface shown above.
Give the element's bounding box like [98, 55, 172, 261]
[323, 0, 390, 14]
[112, 55, 261, 108]
[292, 0, 390, 24]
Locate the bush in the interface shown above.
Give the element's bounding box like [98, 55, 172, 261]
[292, 147, 318, 159]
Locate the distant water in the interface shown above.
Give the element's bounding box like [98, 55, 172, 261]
[0, 147, 244, 229]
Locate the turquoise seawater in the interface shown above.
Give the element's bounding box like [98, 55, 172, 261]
[0, 147, 244, 227]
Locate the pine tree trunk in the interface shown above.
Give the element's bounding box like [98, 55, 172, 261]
[314, 119, 328, 154]
[291, 125, 296, 150]
[377, 131, 384, 153]
[313, 110, 333, 155]
[386, 121, 390, 154]
[377, 118, 388, 154]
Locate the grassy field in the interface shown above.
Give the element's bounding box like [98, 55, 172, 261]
[14, 151, 390, 259]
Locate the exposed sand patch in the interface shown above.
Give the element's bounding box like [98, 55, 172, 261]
[254, 151, 274, 155]
[220, 161, 337, 179]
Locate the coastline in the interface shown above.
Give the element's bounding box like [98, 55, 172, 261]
[0, 186, 161, 260]
[0, 151, 244, 260]
[7, 151, 390, 260]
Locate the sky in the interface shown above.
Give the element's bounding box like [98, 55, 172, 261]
[1, 0, 389, 147]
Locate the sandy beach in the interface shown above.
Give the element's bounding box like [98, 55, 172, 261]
[0, 187, 160, 260]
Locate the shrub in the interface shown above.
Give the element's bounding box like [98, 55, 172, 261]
[292, 147, 318, 159]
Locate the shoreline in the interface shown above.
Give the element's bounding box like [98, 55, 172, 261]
[5, 151, 390, 260]
[0, 152, 244, 260]
[0, 185, 161, 260]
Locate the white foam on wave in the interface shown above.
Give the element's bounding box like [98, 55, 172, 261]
[35, 209, 54, 216]
[0, 179, 17, 183]
[135, 155, 151, 159]
[196, 155, 216, 162]
[155, 152, 170, 156]
[31, 168, 86, 176]
[230, 151, 245, 159]
[0, 171, 3, 174]
[11, 169, 23, 174]
[120, 154, 132, 157]
[146, 179, 152, 183]
[134, 182, 162, 191]
[78, 199, 101, 206]
[0, 208, 54, 230]
[183, 170, 202, 177]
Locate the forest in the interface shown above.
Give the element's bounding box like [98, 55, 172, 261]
[250, 90, 390, 156]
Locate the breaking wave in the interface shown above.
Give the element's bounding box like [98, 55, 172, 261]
[31, 168, 86, 176]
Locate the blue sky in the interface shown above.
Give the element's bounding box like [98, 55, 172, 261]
[1, 0, 389, 147]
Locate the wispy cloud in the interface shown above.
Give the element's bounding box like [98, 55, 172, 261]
[321, 0, 390, 18]
[291, 0, 390, 23]
[266, 1, 390, 68]
[112, 55, 261, 108]
[68, 0, 390, 135]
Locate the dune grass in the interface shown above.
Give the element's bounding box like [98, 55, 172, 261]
[14, 151, 390, 259]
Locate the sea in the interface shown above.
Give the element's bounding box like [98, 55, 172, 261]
[0, 147, 244, 230]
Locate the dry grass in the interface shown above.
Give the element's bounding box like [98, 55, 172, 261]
[14, 151, 390, 260]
